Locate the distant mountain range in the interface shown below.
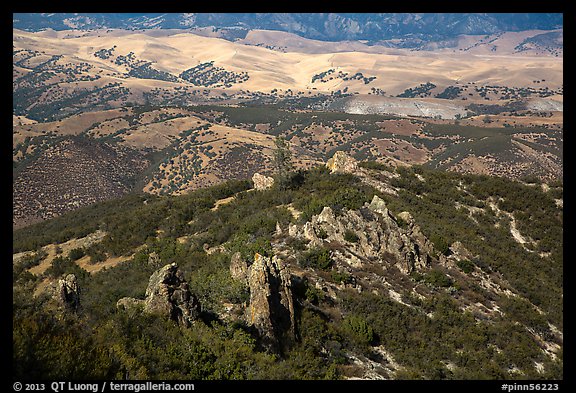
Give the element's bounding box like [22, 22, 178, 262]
[13, 13, 563, 42]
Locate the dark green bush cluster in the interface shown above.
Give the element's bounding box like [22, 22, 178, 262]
[297, 181, 372, 222]
[358, 160, 394, 172]
[44, 256, 88, 281]
[85, 244, 107, 264]
[343, 230, 359, 243]
[226, 233, 273, 263]
[500, 296, 551, 337]
[384, 165, 562, 329]
[68, 248, 85, 261]
[188, 252, 249, 312]
[429, 234, 451, 257]
[331, 270, 353, 285]
[423, 269, 453, 288]
[341, 290, 559, 379]
[299, 247, 333, 270]
[456, 259, 475, 274]
[340, 315, 375, 349]
[13, 250, 47, 282]
[304, 284, 326, 305]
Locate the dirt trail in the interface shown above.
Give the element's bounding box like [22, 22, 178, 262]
[75, 254, 133, 274]
[211, 196, 235, 211]
[22, 230, 107, 276]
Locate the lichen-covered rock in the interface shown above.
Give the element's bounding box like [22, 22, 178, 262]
[288, 223, 299, 238]
[247, 253, 295, 352]
[116, 297, 145, 315]
[448, 241, 474, 261]
[117, 263, 200, 327]
[144, 263, 200, 327]
[326, 151, 358, 174]
[368, 194, 390, 217]
[303, 221, 322, 247]
[252, 172, 275, 191]
[291, 195, 436, 274]
[230, 251, 249, 284]
[56, 274, 80, 312]
[147, 251, 162, 268]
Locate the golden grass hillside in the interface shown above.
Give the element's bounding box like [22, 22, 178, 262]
[13, 28, 563, 96]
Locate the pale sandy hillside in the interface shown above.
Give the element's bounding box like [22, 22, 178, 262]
[239, 29, 388, 54]
[13, 28, 563, 97]
[239, 28, 563, 58]
[442, 30, 563, 57]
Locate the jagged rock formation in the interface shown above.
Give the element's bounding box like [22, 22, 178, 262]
[147, 251, 162, 268]
[144, 263, 201, 326]
[448, 241, 474, 260]
[56, 274, 80, 312]
[294, 195, 437, 274]
[229, 252, 296, 352]
[229, 251, 249, 284]
[326, 151, 399, 196]
[446, 241, 475, 267]
[252, 172, 275, 191]
[326, 151, 358, 174]
[246, 253, 296, 352]
[117, 263, 200, 327]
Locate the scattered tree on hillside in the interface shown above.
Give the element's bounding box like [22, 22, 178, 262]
[273, 136, 294, 189]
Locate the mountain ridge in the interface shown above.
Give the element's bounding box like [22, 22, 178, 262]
[13, 13, 563, 43]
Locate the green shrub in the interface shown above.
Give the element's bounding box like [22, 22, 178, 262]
[68, 248, 85, 261]
[430, 234, 451, 256]
[226, 233, 272, 263]
[395, 216, 409, 229]
[316, 227, 328, 239]
[299, 247, 333, 270]
[43, 256, 88, 281]
[85, 244, 107, 264]
[305, 285, 326, 305]
[17, 250, 46, 271]
[500, 296, 550, 336]
[456, 259, 475, 274]
[331, 270, 353, 285]
[340, 315, 374, 349]
[358, 161, 393, 172]
[343, 230, 359, 243]
[189, 260, 249, 311]
[424, 269, 453, 288]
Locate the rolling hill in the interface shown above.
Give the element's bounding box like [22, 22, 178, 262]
[12, 14, 564, 382]
[12, 26, 563, 228]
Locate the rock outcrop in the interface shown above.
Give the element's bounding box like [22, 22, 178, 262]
[296, 195, 436, 274]
[56, 274, 80, 312]
[147, 251, 162, 268]
[442, 241, 474, 270]
[229, 251, 249, 284]
[229, 252, 296, 352]
[325, 151, 398, 196]
[117, 263, 200, 327]
[252, 172, 275, 191]
[448, 241, 474, 262]
[247, 253, 295, 352]
[326, 151, 358, 174]
[116, 297, 145, 315]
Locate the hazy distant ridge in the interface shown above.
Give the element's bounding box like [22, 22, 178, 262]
[13, 13, 563, 43]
